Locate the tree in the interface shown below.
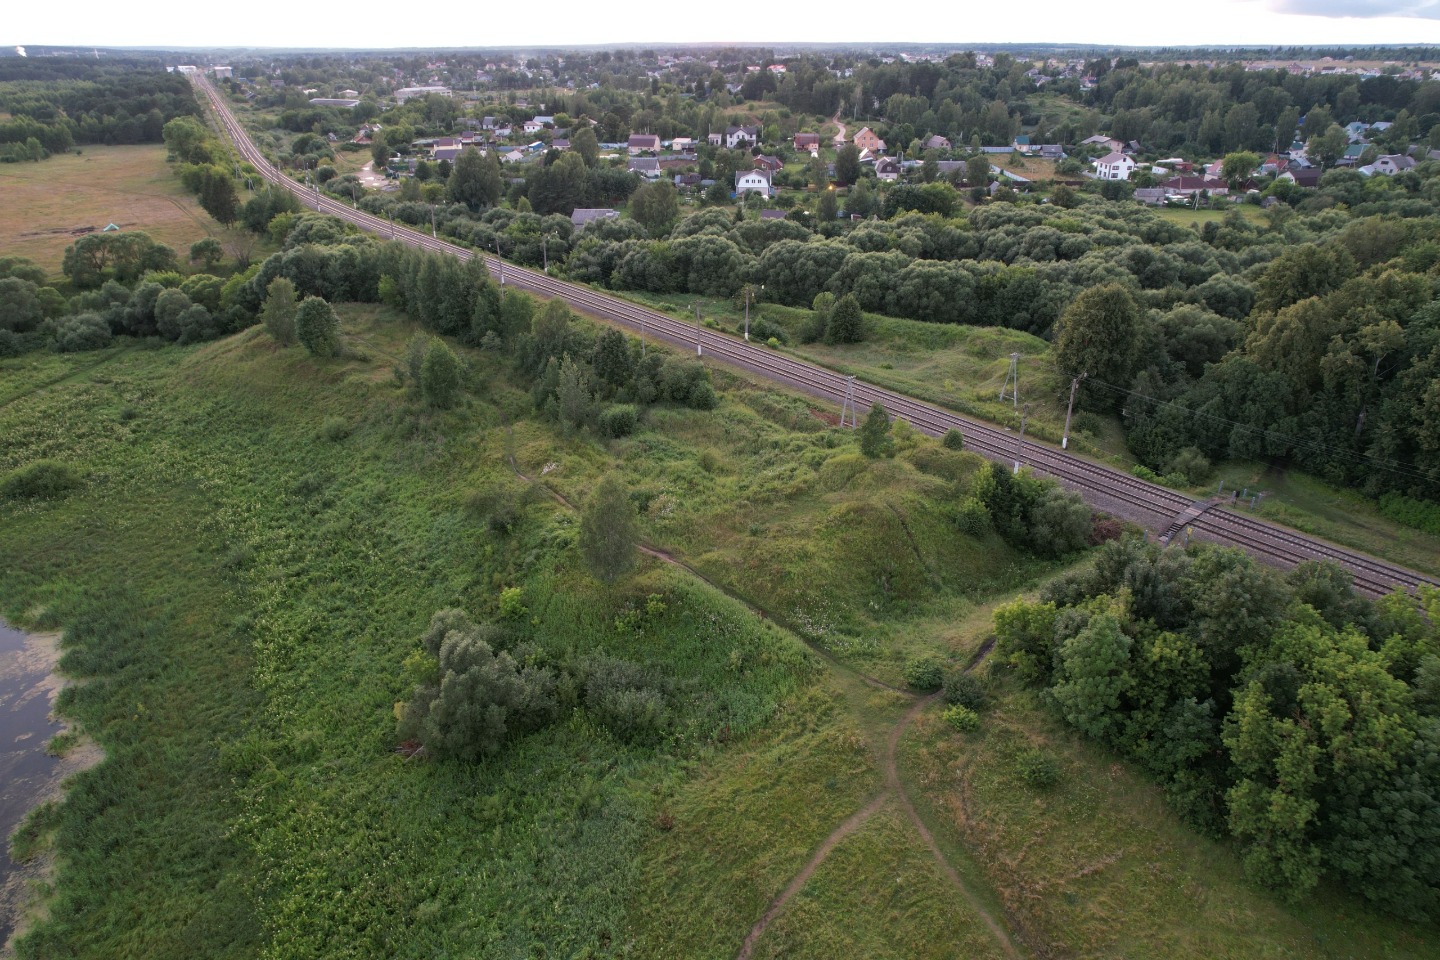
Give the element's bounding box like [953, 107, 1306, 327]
[579, 474, 638, 584]
[835, 144, 861, 185]
[966, 155, 991, 190]
[826, 293, 865, 344]
[399, 612, 558, 762]
[1306, 123, 1347, 170]
[555, 355, 597, 432]
[1222, 151, 1261, 186]
[1053, 283, 1143, 409]
[294, 296, 338, 357]
[859, 401, 894, 458]
[447, 147, 493, 211]
[421, 339, 463, 408]
[817, 188, 838, 223]
[189, 237, 224, 269]
[630, 181, 680, 236]
[261, 276, 298, 346]
[570, 126, 600, 167]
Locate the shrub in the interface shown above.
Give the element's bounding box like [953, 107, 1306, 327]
[1015, 747, 1061, 789]
[1, 460, 83, 500]
[1166, 447, 1212, 485]
[317, 416, 350, 441]
[942, 428, 964, 450]
[952, 497, 990, 536]
[421, 339, 463, 409]
[599, 404, 638, 438]
[687, 381, 718, 410]
[943, 705, 981, 732]
[903, 654, 945, 692]
[584, 657, 671, 744]
[498, 586, 526, 620]
[1378, 492, 1440, 535]
[942, 671, 988, 710]
[766, 337, 780, 349]
[50, 313, 112, 353]
[1088, 516, 1123, 545]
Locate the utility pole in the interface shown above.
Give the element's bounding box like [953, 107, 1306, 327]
[839, 376, 858, 428]
[1061, 372, 1087, 449]
[495, 239, 505, 285]
[694, 301, 702, 356]
[999, 352, 1020, 408]
[743, 284, 762, 341]
[1013, 402, 1030, 475]
[430, 204, 436, 239]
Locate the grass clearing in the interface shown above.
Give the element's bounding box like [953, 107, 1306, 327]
[1153, 205, 1267, 225]
[2, 297, 1433, 957]
[902, 680, 1440, 958]
[0, 145, 221, 274]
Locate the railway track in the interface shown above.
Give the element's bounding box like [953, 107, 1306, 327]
[192, 76, 1438, 599]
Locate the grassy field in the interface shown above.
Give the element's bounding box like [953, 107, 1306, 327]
[2, 303, 1436, 957]
[0, 145, 224, 275]
[902, 671, 1440, 958]
[606, 288, 1440, 578]
[1153, 205, 1267, 225]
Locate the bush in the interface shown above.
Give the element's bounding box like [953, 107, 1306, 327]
[942, 428, 964, 450]
[1378, 492, 1440, 535]
[584, 657, 671, 744]
[295, 296, 339, 357]
[317, 416, 350, 442]
[952, 497, 990, 536]
[1015, 747, 1061, 789]
[1165, 446, 1212, 485]
[903, 654, 945, 692]
[687, 381, 718, 410]
[1, 460, 83, 500]
[599, 404, 638, 438]
[943, 705, 981, 732]
[50, 313, 111, 352]
[942, 671, 988, 710]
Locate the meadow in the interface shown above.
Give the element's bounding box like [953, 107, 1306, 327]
[0, 145, 224, 274]
[2, 304, 1436, 957]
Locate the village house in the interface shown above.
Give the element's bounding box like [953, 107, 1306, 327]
[1080, 134, 1124, 153]
[629, 157, 662, 177]
[1363, 154, 1417, 176]
[923, 135, 951, 151]
[753, 155, 783, 172]
[628, 134, 661, 154]
[725, 125, 761, 149]
[794, 133, 821, 152]
[875, 157, 901, 181]
[1159, 175, 1228, 197]
[1094, 152, 1136, 180]
[852, 127, 885, 153]
[735, 168, 773, 197]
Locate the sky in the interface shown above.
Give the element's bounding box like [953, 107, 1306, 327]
[9, 0, 1440, 51]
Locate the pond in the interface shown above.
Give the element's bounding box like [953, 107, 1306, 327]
[0, 620, 67, 948]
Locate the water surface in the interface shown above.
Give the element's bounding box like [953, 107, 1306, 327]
[0, 620, 65, 948]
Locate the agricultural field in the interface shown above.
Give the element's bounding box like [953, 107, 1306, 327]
[2, 303, 1435, 958]
[0, 145, 222, 275]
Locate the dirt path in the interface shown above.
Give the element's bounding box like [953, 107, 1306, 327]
[830, 111, 847, 147]
[731, 641, 1019, 960]
[503, 453, 1019, 958]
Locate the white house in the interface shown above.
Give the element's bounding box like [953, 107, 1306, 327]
[1363, 154, 1417, 176]
[726, 125, 761, 149]
[735, 168, 773, 197]
[875, 157, 901, 181]
[1094, 152, 1136, 180]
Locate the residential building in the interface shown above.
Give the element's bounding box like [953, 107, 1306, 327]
[395, 86, 451, 103]
[1094, 152, 1136, 180]
[875, 157, 901, 181]
[852, 127, 885, 153]
[628, 134, 661, 154]
[923, 134, 951, 151]
[735, 168, 773, 197]
[794, 133, 821, 152]
[309, 98, 360, 108]
[726, 125, 761, 149]
[628, 157, 662, 177]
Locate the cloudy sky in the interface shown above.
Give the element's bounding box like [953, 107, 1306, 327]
[8, 0, 1440, 50]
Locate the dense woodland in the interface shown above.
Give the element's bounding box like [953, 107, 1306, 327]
[0, 60, 200, 160]
[995, 541, 1440, 918]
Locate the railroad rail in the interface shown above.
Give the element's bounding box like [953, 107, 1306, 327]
[192, 75, 1439, 600]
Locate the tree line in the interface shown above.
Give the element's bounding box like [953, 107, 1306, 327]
[994, 539, 1440, 920]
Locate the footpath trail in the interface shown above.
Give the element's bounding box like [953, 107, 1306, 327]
[735, 641, 1021, 960]
[505, 448, 1022, 957]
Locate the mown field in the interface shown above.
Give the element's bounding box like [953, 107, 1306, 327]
[0, 145, 222, 274]
[2, 303, 1436, 958]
